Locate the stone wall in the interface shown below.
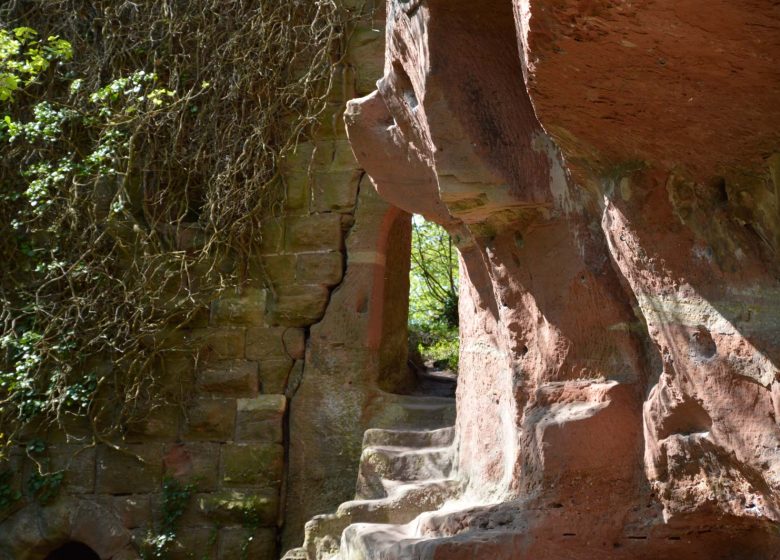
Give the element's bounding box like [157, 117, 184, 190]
[0, 1, 391, 558]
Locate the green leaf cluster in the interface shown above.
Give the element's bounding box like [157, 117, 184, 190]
[408, 217, 459, 370]
[0, 56, 179, 435]
[0, 26, 71, 102]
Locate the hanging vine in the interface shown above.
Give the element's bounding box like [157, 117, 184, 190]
[0, 0, 355, 452]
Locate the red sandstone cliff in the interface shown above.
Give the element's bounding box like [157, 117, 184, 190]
[287, 1, 780, 558]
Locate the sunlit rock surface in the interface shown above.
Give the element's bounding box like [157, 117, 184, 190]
[288, 0, 780, 558]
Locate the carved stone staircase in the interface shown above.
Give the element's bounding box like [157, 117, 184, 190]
[283, 378, 458, 560]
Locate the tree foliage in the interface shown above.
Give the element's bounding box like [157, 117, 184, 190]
[408, 217, 459, 371]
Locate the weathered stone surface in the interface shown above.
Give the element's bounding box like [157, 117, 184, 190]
[245, 327, 288, 360]
[196, 489, 279, 526]
[163, 442, 220, 491]
[284, 172, 309, 213]
[0, 498, 133, 560]
[296, 252, 344, 286]
[183, 398, 235, 441]
[221, 443, 284, 487]
[285, 214, 344, 253]
[311, 170, 361, 213]
[187, 327, 245, 360]
[259, 357, 294, 394]
[166, 526, 217, 560]
[261, 254, 297, 287]
[283, 186, 415, 550]
[218, 527, 276, 560]
[196, 360, 259, 397]
[47, 445, 96, 494]
[282, 328, 306, 360]
[349, 23, 386, 97]
[259, 219, 284, 256]
[210, 288, 267, 326]
[124, 405, 181, 442]
[235, 395, 286, 443]
[96, 445, 163, 494]
[266, 285, 330, 327]
[68, 499, 133, 558]
[282, 0, 780, 558]
[99, 495, 152, 529]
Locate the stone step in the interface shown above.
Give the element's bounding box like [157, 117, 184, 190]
[362, 426, 455, 449]
[338, 478, 460, 525]
[303, 513, 351, 560]
[392, 395, 456, 430]
[301, 478, 459, 560]
[366, 393, 456, 431]
[340, 522, 414, 560]
[281, 547, 309, 560]
[413, 369, 457, 398]
[356, 445, 454, 500]
[287, 391, 458, 559]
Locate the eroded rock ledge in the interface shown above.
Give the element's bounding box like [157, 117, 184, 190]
[291, 0, 780, 558]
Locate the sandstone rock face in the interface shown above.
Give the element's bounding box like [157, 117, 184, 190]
[292, 0, 780, 558]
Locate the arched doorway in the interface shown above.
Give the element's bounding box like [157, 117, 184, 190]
[44, 542, 100, 560]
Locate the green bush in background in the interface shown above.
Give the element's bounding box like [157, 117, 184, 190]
[408, 216, 459, 371]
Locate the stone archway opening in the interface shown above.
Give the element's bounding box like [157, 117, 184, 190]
[368, 207, 458, 398]
[44, 542, 100, 560]
[406, 214, 459, 398]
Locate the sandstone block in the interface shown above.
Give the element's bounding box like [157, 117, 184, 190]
[236, 395, 287, 443]
[221, 443, 284, 487]
[266, 285, 330, 327]
[124, 405, 181, 442]
[154, 352, 196, 400]
[196, 360, 259, 397]
[311, 140, 359, 173]
[285, 214, 343, 253]
[18, 413, 93, 445]
[98, 495, 152, 529]
[96, 444, 163, 494]
[312, 100, 349, 139]
[280, 142, 315, 174]
[284, 172, 310, 212]
[183, 398, 235, 441]
[187, 328, 245, 360]
[68, 500, 133, 557]
[218, 527, 276, 560]
[259, 357, 294, 394]
[296, 252, 344, 286]
[163, 442, 220, 492]
[166, 526, 216, 560]
[210, 288, 267, 326]
[261, 254, 297, 287]
[284, 361, 305, 399]
[196, 488, 279, 526]
[48, 445, 96, 494]
[259, 219, 284, 255]
[245, 327, 288, 361]
[282, 328, 306, 360]
[349, 25, 385, 96]
[311, 171, 361, 213]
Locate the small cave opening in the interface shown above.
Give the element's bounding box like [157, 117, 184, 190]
[44, 542, 101, 560]
[407, 214, 459, 398]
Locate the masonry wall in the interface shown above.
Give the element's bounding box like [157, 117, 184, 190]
[0, 2, 387, 558]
